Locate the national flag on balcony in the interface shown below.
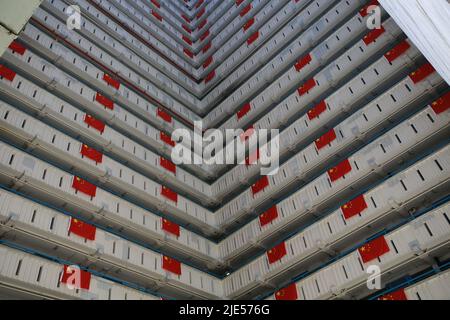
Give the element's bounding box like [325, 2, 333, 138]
[327, 159, 352, 182]
[198, 19, 207, 31]
[203, 56, 213, 69]
[196, 8, 205, 19]
[182, 35, 192, 45]
[359, 0, 379, 17]
[157, 108, 172, 123]
[200, 30, 210, 42]
[205, 70, 216, 84]
[379, 288, 408, 300]
[202, 42, 212, 53]
[267, 242, 287, 264]
[243, 18, 255, 31]
[8, 41, 26, 55]
[240, 125, 255, 142]
[162, 218, 180, 237]
[259, 206, 278, 227]
[183, 25, 192, 34]
[358, 235, 390, 263]
[315, 129, 336, 150]
[409, 62, 435, 84]
[80, 144, 103, 163]
[307, 100, 327, 120]
[236, 0, 245, 5]
[363, 26, 385, 45]
[275, 283, 298, 300]
[184, 48, 194, 58]
[151, 0, 160, 8]
[0, 64, 16, 82]
[161, 186, 178, 203]
[69, 218, 97, 241]
[245, 149, 260, 165]
[162, 256, 182, 275]
[341, 195, 368, 220]
[102, 74, 120, 90]
[160, 131, 175, 147]
[247, 31, 259, 45]
[240, 4, 252, 17]
[294, 53, 312, 72]
[298, 78, 316, 96]
[251, 176, 269, 196]
[182, 14, 190, 23]
[431, 92, 450, 115]
[237, 103, 251, 120]
[72, 176, 97, 197]
[151, 10, 163, 22]
[384, 40, 410, 63]
[195, 0, 204, 8]
[60, 265, 91, 290]
[84, 114, 105, 134]
[95, 93, 114, 110]
[160, 157, 176, 174]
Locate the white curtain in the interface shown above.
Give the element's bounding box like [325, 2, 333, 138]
[379, 0, 450, 85]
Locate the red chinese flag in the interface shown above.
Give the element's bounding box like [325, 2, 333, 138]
[0, 64, 16, 82]
[360, 0, 379, 17]
[237, 103, 251, 120]
[69, 218, 96, 241]
[160, 131, 175, 147]
[409, 63, 435, 84]
[384, 40, 410, 63]
[157, 108, 172, 123]
[72, 176, 97, 197]
[195, 0, 204, 8]
[8, 41, 26, 55]
[240, 4, 252, 17]
[247, 31, 259, 45]
[160, 157, 176, 174]
[358, 236, 390, 263]
[431, 92, 450, 115]
[294, 53, 312, 72]
[95, 93, 114, 110]
[182, 14, 190, 23]
[251, 176, 269, 196]
[84, 114, 105, 134]
[275, 283, 298, 300]
[196, 8, 205, 19]
[243, 18, 255, 31]
[183, 25, 192, 34]
[341, 195, 368, 220]
[205, 70, 216, 84]
[161, 186, 178, 203]
[80, 144, 103, 163]
[184, 48, 194, 58]
[267, 242, 287, 264]
[102, 74, 120, 89]
[151, 10, 163, 22]
[307, 100, 327, 120]
[182, 35, 192, 45]
[200, 30, 210, 42]
[315, 129, 337, 150]
[198, 19, 207, 31]
[379, 288, 408, 301]
[162, 218, 180, 237]
[236, 0, 245, 5]
[298, 78, 316, 96]
[162, 256, 182, 275]
[327, 159, 352, 182]
[240, 125, 255, 142]
[363, 26, 385, 45]
[259, 206, 279, 227]
[202, 42, 212, 53]
[60, 265, 92, 290]
[245, 149, 260, 165]
[151, 0, 160, 8]
[203, 56, 213, 69]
